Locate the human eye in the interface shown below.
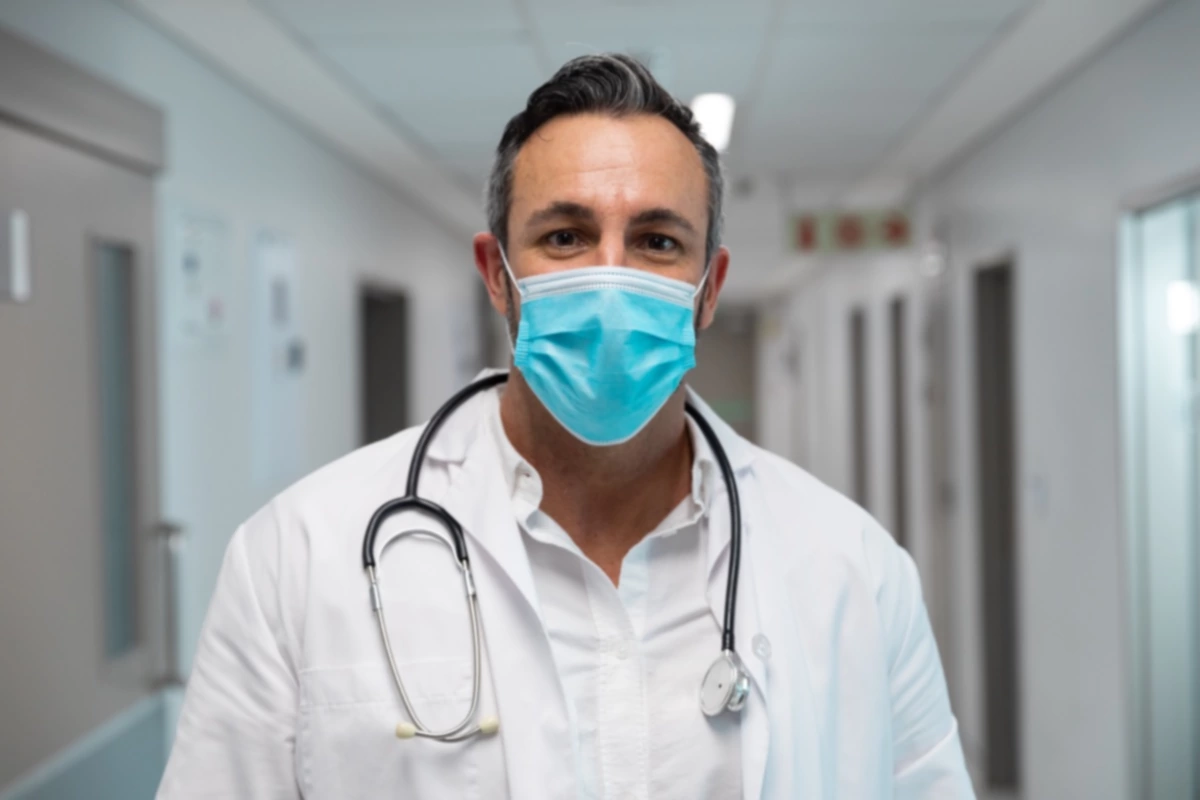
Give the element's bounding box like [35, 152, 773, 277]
[544, 229, 582, 250]
[643, 233, 680, 254]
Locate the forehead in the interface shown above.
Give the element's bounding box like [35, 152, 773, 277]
[509, 113, 709, 226]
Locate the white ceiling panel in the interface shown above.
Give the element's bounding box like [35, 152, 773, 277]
[757, 28, 998, 105]
[541, 34, 766, 100]
[735, 24, 1000, 175]
[317, 39, 544, 175]
[255, 0, 525, 40]
[319, 40, 544, 110]
[747, 92, 928, 138]
[528, 0, 775, 34]
[262, 0, 1025, 188]
[737, 130, 896, 175]
[438, 143, 497, 189]
[781, 0, 1029, 27]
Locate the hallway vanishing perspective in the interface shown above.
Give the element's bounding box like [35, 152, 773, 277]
[0, 0, 1198, 797]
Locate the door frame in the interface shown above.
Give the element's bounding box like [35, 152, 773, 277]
[0, 24, 163, 177]
[1118, 173, 1200, 800]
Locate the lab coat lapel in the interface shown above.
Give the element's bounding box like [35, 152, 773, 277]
[433, 410, 576, 800]
[690, 388, 771, 800]
[742, 470, 829, 799]
[706, 484, 771, 800]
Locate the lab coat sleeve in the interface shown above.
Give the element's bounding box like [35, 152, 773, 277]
[158, 515, 302, 799]
[870, 525, 975, 798]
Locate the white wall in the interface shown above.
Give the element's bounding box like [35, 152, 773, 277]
[0, 0, 482, 769]
[767, 0, 1200, 796]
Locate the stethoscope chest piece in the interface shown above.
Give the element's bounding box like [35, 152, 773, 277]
[699, 650, 750, 717]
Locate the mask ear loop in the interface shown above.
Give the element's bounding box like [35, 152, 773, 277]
[497, 245, 522, 355]
[692, 261, 714, 326]
[498, 245, 522, 293]
[692, 263, 712, 299]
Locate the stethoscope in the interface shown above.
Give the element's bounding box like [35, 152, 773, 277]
[362, 372, 749, 743]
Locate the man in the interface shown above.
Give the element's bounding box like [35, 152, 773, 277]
[160, 54, 971, 798]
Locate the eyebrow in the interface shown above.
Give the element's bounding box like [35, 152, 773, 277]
[523, 202, 698, 235]
[629, 208, 697, 235]
[524, 201, 595, 230]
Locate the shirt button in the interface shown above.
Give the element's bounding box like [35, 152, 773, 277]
[614, 639, 631, 660]
[752, 633, 772, 662]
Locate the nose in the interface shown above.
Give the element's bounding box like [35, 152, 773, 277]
[595, 234, 627, 267]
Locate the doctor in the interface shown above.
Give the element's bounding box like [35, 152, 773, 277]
[159, 53, 972, 798]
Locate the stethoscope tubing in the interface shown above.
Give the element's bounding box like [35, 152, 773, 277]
[360, 371, 743, 738]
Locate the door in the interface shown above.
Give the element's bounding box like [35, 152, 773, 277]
[1121, 192, 1200, 800]
[921, 278, 958, 701]
[889, 296, 910, 550]
[360, 284, 410, 445]
[973, 261, 1021, 793]
[0, 118, 164, 788]
[849, 307, 870, 508]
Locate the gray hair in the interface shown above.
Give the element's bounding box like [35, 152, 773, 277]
[485, 53, 724, 265]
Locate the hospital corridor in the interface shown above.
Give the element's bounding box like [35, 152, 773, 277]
[1, 0, 1198, 797]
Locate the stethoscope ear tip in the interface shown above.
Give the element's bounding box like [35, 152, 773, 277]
[395, 722, 418, 739]
[479, 716, 500, 735]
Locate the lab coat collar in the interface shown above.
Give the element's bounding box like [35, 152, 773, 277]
[425, 369, 759, 474]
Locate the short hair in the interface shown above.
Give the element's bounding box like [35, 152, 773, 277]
[485, 53, 724, 265]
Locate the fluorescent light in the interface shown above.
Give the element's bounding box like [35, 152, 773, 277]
[690, 93, 735, 152]
[1167, 280, 1200, 335]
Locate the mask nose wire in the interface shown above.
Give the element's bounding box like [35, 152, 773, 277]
[501, 243, 710, 303]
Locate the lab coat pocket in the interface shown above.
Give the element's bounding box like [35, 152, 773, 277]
[297, 659, 482, 799]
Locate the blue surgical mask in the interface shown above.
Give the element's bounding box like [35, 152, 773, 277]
[501, 249, 707, 446]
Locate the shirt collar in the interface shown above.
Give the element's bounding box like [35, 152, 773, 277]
[427, 370, 758, 481]
[486, 393, 721, 534]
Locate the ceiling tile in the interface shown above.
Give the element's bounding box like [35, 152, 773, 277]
[257, 0, 526, 41]
[526, 0, 775, 33]
[735, 131, 894, 176]
[731, 20, 1008, 178]
[318, 39, 544, 156]
[257, 0, 1032, 191]
[780, 0, 1030, 28]
[540, 33, 765, 101]
[756, 27, 997, 102]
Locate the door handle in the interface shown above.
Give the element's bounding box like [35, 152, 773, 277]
[152, 520, 185, 688]
[2, 209, 31, 304]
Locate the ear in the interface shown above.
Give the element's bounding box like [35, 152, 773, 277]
[696, 245, 731, 330]
[473, 233, 511, 316]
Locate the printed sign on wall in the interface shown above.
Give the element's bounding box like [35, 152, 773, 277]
[252, 231, 307, 489]
[166, 210, 231, 350]
[792, 209, 911, 253]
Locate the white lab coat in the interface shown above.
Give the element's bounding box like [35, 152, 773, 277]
[159, 382, 973, 799]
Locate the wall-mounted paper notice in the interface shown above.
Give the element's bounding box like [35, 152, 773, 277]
[167, 211, 231, 349]
[252, 232, 306, 488]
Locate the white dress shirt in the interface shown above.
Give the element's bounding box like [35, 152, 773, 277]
[486, 398, 742, 800]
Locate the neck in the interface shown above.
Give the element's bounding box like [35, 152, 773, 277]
[499, 371, 693, 583]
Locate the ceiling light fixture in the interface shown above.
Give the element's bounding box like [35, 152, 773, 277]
[690, 93, 735, 153]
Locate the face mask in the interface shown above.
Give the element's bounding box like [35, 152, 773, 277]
[500, 249, 708, 446]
